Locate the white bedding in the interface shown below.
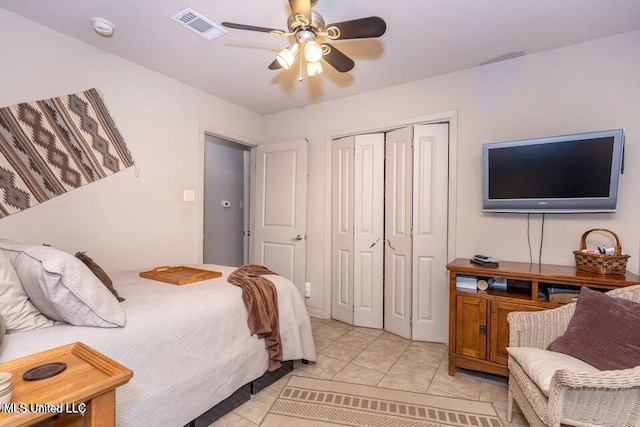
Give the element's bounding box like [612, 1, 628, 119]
[0, 265, 316, 426]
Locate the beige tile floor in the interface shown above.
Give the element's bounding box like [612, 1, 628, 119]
[210, 318, 530, 426]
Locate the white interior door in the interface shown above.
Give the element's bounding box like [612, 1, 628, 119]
[384, 126, 414, 339]
[412, 124, 449, 342]
[331, 136, 354, 325]
[354, 134, 384, 328]
[253, 140, 308, 294]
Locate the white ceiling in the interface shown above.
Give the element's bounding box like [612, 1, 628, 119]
[2, 0, 640, 116]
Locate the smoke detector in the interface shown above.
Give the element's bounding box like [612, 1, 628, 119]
[91, 17, 116, 37]
[171, 8, 227, 41]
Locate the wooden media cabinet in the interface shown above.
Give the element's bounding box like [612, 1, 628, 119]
[447, 258, 640, 377]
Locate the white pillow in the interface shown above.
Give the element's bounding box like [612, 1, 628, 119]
[0, 251, 54, 332]
[507, 347, 600, 396]
[0, 244, 126, 328]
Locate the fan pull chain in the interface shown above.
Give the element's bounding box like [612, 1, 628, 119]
[298, 55, 304, 82]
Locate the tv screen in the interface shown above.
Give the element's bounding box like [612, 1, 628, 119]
[482, 129, 624, 213]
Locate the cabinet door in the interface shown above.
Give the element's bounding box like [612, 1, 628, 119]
[455, 296, 488, 360]
[489, 301, 544, 365]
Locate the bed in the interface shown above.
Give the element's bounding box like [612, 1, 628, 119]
[0, 263, 316, 426]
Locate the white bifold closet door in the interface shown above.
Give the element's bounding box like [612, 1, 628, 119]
[385, 124, 450, 341]
[354, 134, 384, 328]
[332, 124, 449, 342]
[411, 123, 449, 343]
[384, 127, 414, 339]
[332, 134, 384, 328]
[384, 124, 449, 342]
[331, 136, 354, 325]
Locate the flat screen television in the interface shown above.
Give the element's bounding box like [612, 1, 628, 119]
[482, 129, 624, 213]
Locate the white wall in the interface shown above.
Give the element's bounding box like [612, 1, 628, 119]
[264, 30, 640, 317]
[2, 8, 638, 318]
[0, 9, 264, 271]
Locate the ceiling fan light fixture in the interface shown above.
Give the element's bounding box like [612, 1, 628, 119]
[307, 61, 323, 76]
[222, 3, 387, 77]
[276, 42, 299, 69]
[304, 40, 323, 63]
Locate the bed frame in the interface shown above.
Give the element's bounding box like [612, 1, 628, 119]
[186, 360, 294, 426]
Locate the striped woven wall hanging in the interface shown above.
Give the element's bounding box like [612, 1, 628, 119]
[0, 88, 134, 218]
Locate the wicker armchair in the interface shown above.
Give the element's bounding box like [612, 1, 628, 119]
[506, 285, 640, 427]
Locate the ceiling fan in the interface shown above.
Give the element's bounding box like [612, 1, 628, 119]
[221, 0, 386, 78]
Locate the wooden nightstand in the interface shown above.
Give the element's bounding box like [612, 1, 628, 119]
[0, 342, 132, 427]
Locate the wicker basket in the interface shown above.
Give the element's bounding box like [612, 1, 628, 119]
[573, 228, 630, 275]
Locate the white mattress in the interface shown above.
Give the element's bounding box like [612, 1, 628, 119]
[0, 265, 316, 426]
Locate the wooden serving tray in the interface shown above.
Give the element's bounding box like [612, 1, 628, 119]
[139, 266, 222, 285]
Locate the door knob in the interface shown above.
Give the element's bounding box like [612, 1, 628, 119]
[291, 234, 304, 241]
[369, 238, 380, 249]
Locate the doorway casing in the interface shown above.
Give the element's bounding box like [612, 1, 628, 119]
[197, 124, 258, 264]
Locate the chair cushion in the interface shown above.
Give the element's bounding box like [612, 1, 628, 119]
[507, 347, 600, 396]
[547, 286, 640, 370]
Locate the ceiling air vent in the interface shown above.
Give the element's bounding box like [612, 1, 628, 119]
[171, 8, 227, 41]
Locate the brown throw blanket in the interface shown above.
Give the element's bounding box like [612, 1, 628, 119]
[228, 264, 282, 371]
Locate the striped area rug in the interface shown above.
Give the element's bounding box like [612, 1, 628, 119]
[262, 376, 503, 427]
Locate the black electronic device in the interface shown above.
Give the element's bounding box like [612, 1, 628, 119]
[482, 129, 624, 213]
[470, 257, 499, 266]
[472, 254, 499, 265]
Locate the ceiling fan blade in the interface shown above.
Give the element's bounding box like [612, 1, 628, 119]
[221, 22, 285, 35]
[321, 43, 355, 73]
[326, 16, 386, 40]
[268, 58, 282, 70]
[289, 0, 312, 25]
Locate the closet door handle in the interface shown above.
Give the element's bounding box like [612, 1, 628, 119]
[291, 234, 304, 241]
[387, 239, 396, 251]
[369, 238, 380, 249]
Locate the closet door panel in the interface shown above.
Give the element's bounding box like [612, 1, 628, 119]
[412, 124, 449, 342]
[353, 134, 384, 329]
[332, 136, 354, 324]
[384, 126, 413, 339]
